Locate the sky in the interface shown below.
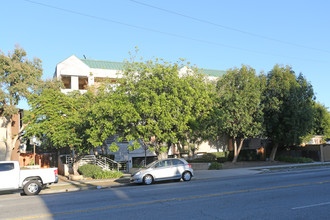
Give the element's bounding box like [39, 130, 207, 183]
[1, 0, 330, 109]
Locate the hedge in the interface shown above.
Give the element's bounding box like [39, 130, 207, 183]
[78, 164, 123, 179]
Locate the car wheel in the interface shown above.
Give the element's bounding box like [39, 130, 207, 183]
[143, 175, 153, 185]
[182, 171, 192, 181]
[23, 180, 42, 195]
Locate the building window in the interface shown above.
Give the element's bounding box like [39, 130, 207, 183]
[79, 77, 88, 90]
[61, 76, 71, 89]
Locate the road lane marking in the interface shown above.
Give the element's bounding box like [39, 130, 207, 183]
[11, 180, 330, 219]
[292, 202, 330, 210]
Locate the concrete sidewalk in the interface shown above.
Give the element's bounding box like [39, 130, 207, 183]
[39, 161, 330, 195]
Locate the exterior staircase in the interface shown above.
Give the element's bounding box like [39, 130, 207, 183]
[79, 155, 123, 172]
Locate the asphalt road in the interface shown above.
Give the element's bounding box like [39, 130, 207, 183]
[1, 167, 330, 220]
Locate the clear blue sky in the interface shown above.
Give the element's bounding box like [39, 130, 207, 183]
[2, 0, 330, 109]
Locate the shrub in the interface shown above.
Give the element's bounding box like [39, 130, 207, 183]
[216, 157, 228, 163]
[226, 150, 260, 162]
[78, 164, 124, 179]
[93, 170, 123, 179]
[200, 153, 217, 161]
[188, 153, 218, 163]
[214, 152, 231, 163]
[188, 152, 231, 163]
[78, 164, 102, 178]
[211, 152, 228, 158]
[276, 156, 313, 163]
[208, 162, 222, 170]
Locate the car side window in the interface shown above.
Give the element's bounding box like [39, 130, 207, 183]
[163, 160, 172, 167]
[172, 159, 184, 166]
[154, 160, 172, 168]
[0, 163, 14, 172]
[154, 161, 165, 168]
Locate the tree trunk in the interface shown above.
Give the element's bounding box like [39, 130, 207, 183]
[232, 137, 237, 163]
[5, 117, 13, 161]
[71, 148, 80, 176]
[176, 142, 184, 158]
[72, 161, 80, 176]
[4, 116, 28, 161]
[269, 143, 278, 161]
[232, 137, 244, 163]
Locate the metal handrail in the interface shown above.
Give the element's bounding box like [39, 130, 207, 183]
[79, 155, 121, 171]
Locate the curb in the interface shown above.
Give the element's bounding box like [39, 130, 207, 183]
[41, 176, 132, 194]
[40, 185, 111, 195]
[252, 162, 330, 173]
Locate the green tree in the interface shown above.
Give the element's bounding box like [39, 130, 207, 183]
[26, 83, 138, 173]
[310, 102, 330, 139]
[26, 88, 90, 174]
[83, 85, 140, 153]
[0, 45, 42, 160]
[26, 89, 85, 150]
[263, 65, 314, 161]
[173, 67, 216, 155]
[215, 65, 264, 163]
[116, 58, 214, 159]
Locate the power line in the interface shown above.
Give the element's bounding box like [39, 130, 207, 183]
[23, 0, 327, 62]
[129, 0, 330, 54]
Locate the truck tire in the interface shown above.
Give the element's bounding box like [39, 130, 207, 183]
[23, 180, 42, 196]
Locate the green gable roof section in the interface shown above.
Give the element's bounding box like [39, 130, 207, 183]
[80, 59, 125, 70]
[79, 58, 225, 77]
[199, 68, 226, 77]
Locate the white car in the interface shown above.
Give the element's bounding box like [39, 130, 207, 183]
[130, 158, 194, 185]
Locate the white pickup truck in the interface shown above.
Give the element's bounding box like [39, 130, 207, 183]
[0, 161, 58, 195]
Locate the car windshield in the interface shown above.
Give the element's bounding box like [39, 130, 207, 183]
[145, 160, 158, 168]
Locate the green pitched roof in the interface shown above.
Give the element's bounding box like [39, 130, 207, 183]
[199, 69, 226, 77]
[80, 59, 124, 70]
[80, 58, 225, 77]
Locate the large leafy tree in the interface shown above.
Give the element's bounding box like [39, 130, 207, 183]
[310, 102, 330, 139]
[215, 65, 264, 163]
[263, 65, 314, 160]
[116, 59, 214, 159]
[26, 89, 86, 151]
[26, 82, 139, 173]
[26, 88, 92, 174]
[171, 67, 216, 155]
[0, 46, 43, 160]
[83, 85, 140, 153]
